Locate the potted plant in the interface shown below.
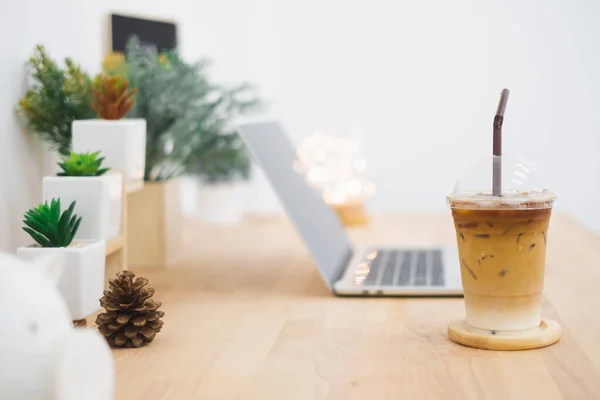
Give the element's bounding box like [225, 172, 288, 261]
[43, 151, 122, 240]
[72, 75, 146, 191]
[101, 38, 254, 267]
[100, 40, 204, 268]
[89, 37, 261, 266]
[18, 45, 95, 174]
[176, 61, 260, 226]
[187, 132, 252, 225]
[16, 199, 106, 320]
[100, 39, 205, 183]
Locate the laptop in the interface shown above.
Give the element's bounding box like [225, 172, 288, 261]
[237, 122, 462, 296]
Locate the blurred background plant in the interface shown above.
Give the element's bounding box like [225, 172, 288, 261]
[184, 132, 251, 183]
[102, 38, 209, 181]
[18, 45, 95, 156]
[176, 84, 260, 184]
[102, 37, 261, 183]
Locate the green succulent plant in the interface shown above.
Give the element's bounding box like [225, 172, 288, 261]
[22, 199, 82, 248]
[58, 151, 110, 176]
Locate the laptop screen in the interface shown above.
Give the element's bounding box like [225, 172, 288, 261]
[237, 122, 353, 289]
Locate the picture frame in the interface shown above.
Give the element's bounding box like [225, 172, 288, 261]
[110, 13, 177, 54]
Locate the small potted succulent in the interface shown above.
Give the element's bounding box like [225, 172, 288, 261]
[72, 75, 146, 191]
[43, 151, 122, 240]
[16, 199, 106, 320]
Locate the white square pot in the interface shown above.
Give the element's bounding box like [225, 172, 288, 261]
[17, 240, 106, 320]
[196, 182, 246, 226]
[72, 119, 146, 191]
[43, 172, 122, 240]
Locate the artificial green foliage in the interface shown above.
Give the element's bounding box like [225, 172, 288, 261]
[18, 45, 95, 156]
[22, 199, 82, 248]
[178, 84, 260, 183]
[102, 37, 261, 182]
[101, 38, 213, 181]
[184, 131, 252, 183]
[58, 151, 110, 176]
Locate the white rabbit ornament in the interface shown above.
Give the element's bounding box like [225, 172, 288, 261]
[0, 252, 114, 400]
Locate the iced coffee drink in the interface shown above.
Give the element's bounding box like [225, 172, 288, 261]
[448, 194, 554, 331]
[447, 90, 560, 348]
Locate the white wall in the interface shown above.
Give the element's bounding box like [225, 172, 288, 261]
[2, 0, 600, 252]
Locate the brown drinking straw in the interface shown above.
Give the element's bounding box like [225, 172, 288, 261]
[493, 89, 510, 196]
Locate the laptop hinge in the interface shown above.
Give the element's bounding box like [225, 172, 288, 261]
[332, 248, 353, 294]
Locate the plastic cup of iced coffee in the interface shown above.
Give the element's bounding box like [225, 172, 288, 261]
[447, 154, 555, 333]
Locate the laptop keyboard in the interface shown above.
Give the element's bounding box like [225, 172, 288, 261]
[356, 249, 444, 287]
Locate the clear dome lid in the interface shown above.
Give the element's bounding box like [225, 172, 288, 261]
[447, 154, 555, 209]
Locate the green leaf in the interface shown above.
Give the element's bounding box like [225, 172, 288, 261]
[26, 216, 49, 233]
[24, 211, 40, 223]
[23, 217, 48, 235]
[46, 198, 61, 244]
[50, 198, 60, 225]
[68, 216, 82, 245]
[58, 202, 73, 241]
[22, 227, 51, 247]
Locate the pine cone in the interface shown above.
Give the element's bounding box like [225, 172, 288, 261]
[96, 271, 165, 348]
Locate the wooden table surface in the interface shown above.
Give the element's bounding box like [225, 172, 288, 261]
[98, 213, 600, 400]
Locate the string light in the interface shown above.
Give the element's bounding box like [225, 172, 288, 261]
[296, 130, 376, 206]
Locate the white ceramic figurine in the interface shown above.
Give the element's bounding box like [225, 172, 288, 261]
[0, 252, 114, 400]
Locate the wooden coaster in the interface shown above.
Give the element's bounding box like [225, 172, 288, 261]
[448, 319, 561, 351]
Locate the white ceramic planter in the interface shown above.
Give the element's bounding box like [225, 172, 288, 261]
[43, 172, 122, 240]
[196, 182, 245, 226]
[72, 119, 146, 192]
[179, 176, 199, 215]
[17, 240, 106, 320]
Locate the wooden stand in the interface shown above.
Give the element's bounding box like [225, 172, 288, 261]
[126, 179, 182, 269]
[448, 319, 561, 351]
